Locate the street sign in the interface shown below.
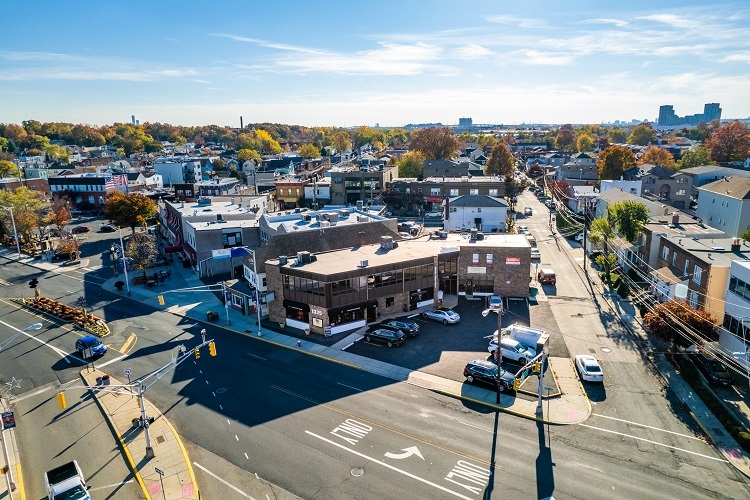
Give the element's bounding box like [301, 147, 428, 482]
[124, 368, 132, 376]
[2, 411, 16, 429]
[155, 467, 164, 476]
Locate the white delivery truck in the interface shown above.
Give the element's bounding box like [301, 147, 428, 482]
[500, 323, 549, 351]
[45, 460, 91, 500]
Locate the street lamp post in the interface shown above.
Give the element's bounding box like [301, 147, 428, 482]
[249, 248, 263, 336]
[118, 228, 131, 296]
[0, 206, 21, 259]
[110, 245, 118, 277]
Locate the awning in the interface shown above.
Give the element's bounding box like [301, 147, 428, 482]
[282, 299, 310, 312]
[164, 244, 183, 254]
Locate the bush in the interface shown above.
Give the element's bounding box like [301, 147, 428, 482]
[738, 431, 750, 449]
[616, 279, 630, 298]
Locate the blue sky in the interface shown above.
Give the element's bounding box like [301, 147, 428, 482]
[2, 1, 749, 128]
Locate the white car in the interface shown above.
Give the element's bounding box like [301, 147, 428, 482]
[517, 225, 528, 232]
[574, 232, 584, 242]
[424, 211, 443, 218]
[522, 229, 533, 237]
[422, 308, 460, 324]
[488, 337, 536, 364]
[575, 355, 604, 382]
[524, 207, 533, 216]
[530, 247, 541, 259]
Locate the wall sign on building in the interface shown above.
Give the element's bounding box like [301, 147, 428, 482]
[505, 257, 521, 265]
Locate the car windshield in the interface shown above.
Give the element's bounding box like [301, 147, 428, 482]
[708, 360, 728, 372]
[584, 362, 601, 373]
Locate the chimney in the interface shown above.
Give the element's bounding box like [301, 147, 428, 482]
[240, 116, 243, 129]
[671, 212, 679, 225]
[732, 238, 741, 252]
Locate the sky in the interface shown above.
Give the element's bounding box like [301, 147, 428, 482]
[2, 0, 750, 128]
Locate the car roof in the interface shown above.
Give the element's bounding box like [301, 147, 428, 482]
[468, 359, 497, 368]
[500, 337, 520, 346]
[79, 335, 97, 342]
[576, 355, 599, 364]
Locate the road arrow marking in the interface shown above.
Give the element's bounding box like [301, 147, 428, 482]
[384, 446, 424, 460]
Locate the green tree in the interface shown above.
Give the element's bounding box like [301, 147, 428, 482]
[125, 232, 158, 279]
[707, 120, 750, 163]
[332, 130, 352, 153]
[387, 128, 408, 148]
[555, 124, 576, 150]
[597, 145, 636, 180]
[576, 133, 595, 153]
[607, 127, 629, 144]
[740, 227, 750, 241]
[677, 146, 715, 170]
[397, 151, 425, 178]
[103, 191, 157, 233]
[504, 174, 519, 211]
[477, 134, 497, 149]
[610, 200, 650, 243]
[237, 148, 261, 163]
[0, 186, 47, 244]
[0, 137, 9, 152]
[0, 160, 20, 179]
[351, 126, 385, 151]
[627, 124, 656, 146]
[486, 142, 514, 177]
[299, 143, 320, 159]
[408, 127, 459, 160]
[45, 144, 71, 164]
[639, 146, 675, 168]
[588, 214, 617, 291]
[212, 158, 226, 171]
[457, 132, 476, 143]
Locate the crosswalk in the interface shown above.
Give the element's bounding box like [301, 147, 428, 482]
[0, 278, 12, 287]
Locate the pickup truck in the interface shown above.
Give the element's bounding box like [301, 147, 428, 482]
[45, 460, 91, 500]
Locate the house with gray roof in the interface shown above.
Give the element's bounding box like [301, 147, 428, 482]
[679, 165, 750, 199]
[623, 163, 692, 209]
[446, 195, 508, 232]
[695, 176, 750, 238]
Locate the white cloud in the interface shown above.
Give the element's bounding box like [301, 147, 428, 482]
[0, 51, 85, 62]
[636, 14, 702, 30]
[721, 52, 750, 63]
[485, 15, 546, 28]
[517, 50, 573, 66]
[452, 44, 494, 59]
[582, 18, 629, 28]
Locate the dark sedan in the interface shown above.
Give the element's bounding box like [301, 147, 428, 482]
[379, 318, 420, 337]
[463, 359, 516, 391]
[364, 328, 406, 348]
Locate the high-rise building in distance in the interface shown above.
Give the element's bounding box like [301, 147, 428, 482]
[657, 103, 721, 127]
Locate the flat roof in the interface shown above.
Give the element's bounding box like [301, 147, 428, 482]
[167, 197, 265, 218]
[269, 232, 530, 275]
[263, 208, 387, 233]
[664, 234, 750, 266]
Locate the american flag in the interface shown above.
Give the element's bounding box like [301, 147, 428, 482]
[105, 174, 127, 191]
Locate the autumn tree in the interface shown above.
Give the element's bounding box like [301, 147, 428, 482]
[639, 146, 675, 168]
[477, 134, 497, 150]
[457, 132, 476, 143]
[103, 191, 157, 233]
[45, 144, 71, 164]
[706, 120, 750, 163]
[677, 146, 715, 170]
[607, 128, 629, 144]
[51, 205, 72, 233]
[56, 235, 80, 262]
[627, 124, 656, 146]
[0, 160, 20, 179]
[576, 133, 595, 153]
[299, 143, 320, 159]
[332, 130, 352, 153]
[0, 186, 47, 244]
[351, 126, 386, 151]
[237, 148, 261, 163]
[408, 127, 459, 161]
[597, 145, 636, 180]
[644, 300, 717, 348]
[125, 232, 158, 279]
[397, 151, 425, 178]
[486, 142, 514, 177]
[555, 124, 576, 150]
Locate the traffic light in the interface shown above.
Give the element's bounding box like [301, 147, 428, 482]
[208, 341, 217, 356]
[136, 397, 141, 408]
[56, 392, 67, 409]
[533, 361, 542, 373]
[513, 378, 521, 391]
[29, 278, 39, 289]
[157, 295, 165, 306]
[195, 347, 201, 359]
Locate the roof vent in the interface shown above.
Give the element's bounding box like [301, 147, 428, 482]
[279, 256, 288, 266]
[732, 238, 741, 251]
[359, 260, 368, 268]
[381, 236, 394, 249]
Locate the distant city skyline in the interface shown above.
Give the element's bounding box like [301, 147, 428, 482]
[2, 1, 750, 128]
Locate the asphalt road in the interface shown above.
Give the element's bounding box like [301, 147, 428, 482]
[2, 224, 750, 499]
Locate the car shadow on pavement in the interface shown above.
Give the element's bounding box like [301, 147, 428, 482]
[581, 382, 607, 403]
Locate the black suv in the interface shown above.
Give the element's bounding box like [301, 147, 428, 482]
[691, 352, 733, 386]
[364, 328, 406, 347]
[379, 319, 420, 338]
[463, 359, 516, 391]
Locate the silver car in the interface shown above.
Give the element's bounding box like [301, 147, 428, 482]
[422, 308, 460, 324]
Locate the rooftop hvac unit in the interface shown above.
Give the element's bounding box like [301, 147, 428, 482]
[297, 251, 312, 263]
[279, 256, 288, 265]
[320, 220, 330, 228]
[302, 214, 312, 221]
[359, 260, 369, 268]
[357, 216, 369, 223]
[356, 200, 364, 211]
[381, 236, 394, 249]
[318, 213, 330, 221]
[339, 209, 350, 217]
[328, 213, 340, 223]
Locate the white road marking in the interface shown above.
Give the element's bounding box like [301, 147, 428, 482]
[245, 353, 267, 361]
[305, 431, 474, 500]
[592, 413, 703, 441]
[579, 424, 728, 462]
[244, 452, 249, 459]
[97, 353, 130, 368]
[572, 462, 603, 473]
[89, 479, 135, 491]
[227, 419, 231, 425]
[459, 421, 494, 434]
[235, 435, 239, 441]
[337, 382, 363, 392]
[192, 462, 255, 499]
[0, 319, 71, 362]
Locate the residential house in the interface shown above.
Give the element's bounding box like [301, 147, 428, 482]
[303, 180, 331, 208]
[274, 177, 309, 209]
[624, 163, 692, 209]
[153, 157, 212, 185]
[556, 162, 598, 183]
[195, 177, 242, 197]
[568, 186, 600, 214]
[384, 176, 506, 214]
[422, 159, 483, 178]
[328, 165, 397, 206]
[681, 165, 750, 200]
[600, 179, 642, 197]
[446, 195, 508, 232]
[719, 259, 750, 374]
[695, 176, 750, 238]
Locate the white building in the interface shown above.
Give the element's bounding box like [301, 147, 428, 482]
[600, 179, 642, 197]
[568, 186, 600, 214]
[446, 195, 508, 232]
[720, 259, 750, 375]
[696, 176, 750, 238]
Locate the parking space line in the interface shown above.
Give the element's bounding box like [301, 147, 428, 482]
[192, 462, 255, 499]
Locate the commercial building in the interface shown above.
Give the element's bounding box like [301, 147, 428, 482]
[265, 233, 531, 335]
[657, 103, 722, 127]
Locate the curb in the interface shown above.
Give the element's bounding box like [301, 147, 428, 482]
[431, 388, 553, 424]
[16, 463, 25, 500]
[161, 415, 200, 498]
[687, 408, 715, 445]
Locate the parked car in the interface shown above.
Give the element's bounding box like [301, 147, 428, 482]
[574, 232, 584, 242]
[538, 268, 556, 285]
[422, 308, 461, 324]
[75, 335, 107, 357]
[463, 359, 516, 391]
[488, 337, 536, 364]
[379, 319, 420, 337]
[364, 328, 406, 347]
[524, 207, 533, 216]
[72, 226, 91, 234]
[517, 225, 528, 233]
[574, 355, 604, 382]
[545, 200, 555, 209]
[691, 352, 733, 386]
[424, 211, 443, 218]
[99, 224, 118, 233]
[530, 248, 541, 259]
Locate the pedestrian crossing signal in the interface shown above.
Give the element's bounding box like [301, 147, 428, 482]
[208, 342, 217, 356]
[158, 295, 165, 306]
[56, 392, 67, 410]
[195, 348, 200, 359]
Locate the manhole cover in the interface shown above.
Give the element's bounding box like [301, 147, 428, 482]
[351, 468, 364, 477]
[601, 347, 611, 353]
[215, 388, 227, 394]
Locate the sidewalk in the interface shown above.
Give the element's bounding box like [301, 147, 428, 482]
[0, 398, 21, 500]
